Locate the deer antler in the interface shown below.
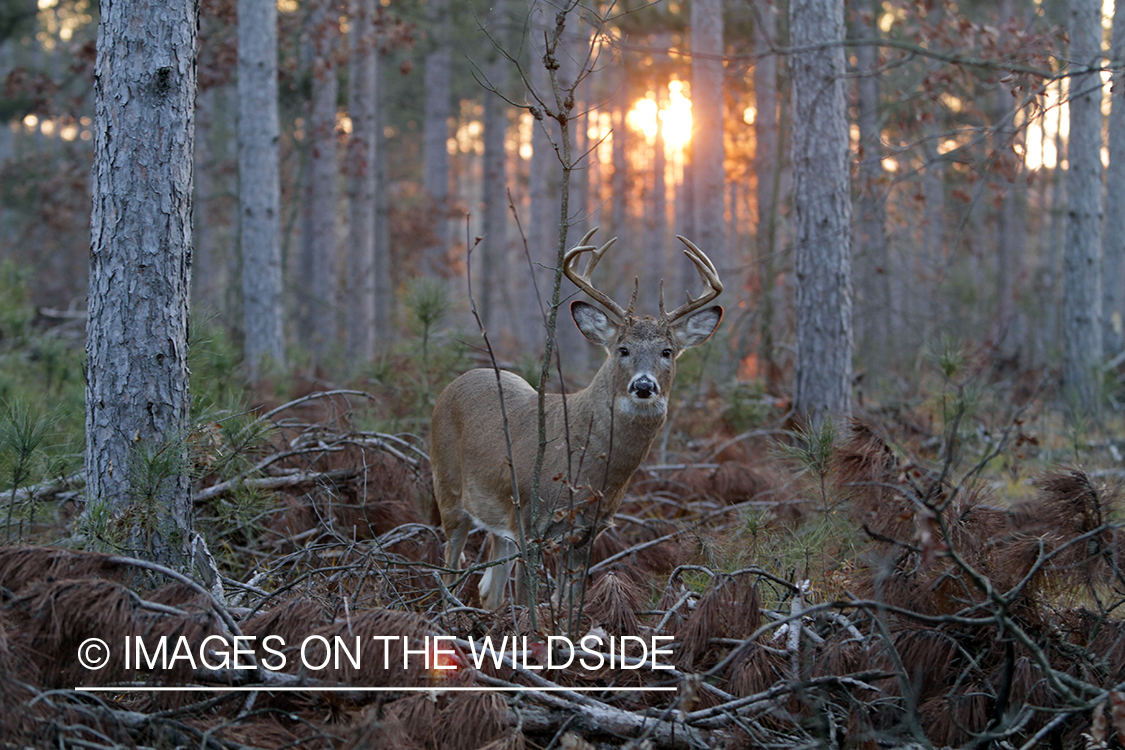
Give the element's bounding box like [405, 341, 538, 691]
[659, 236, 723, 324]
[563, 228, 636, 321]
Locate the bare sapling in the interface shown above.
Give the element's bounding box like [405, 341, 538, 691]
[431, 228, 724, 609]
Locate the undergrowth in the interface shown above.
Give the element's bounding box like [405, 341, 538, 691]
[6, 270, 1125, 747]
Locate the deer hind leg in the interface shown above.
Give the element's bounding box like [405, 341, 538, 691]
[479, 533, 518, 610]
[441, 510, 473, 590]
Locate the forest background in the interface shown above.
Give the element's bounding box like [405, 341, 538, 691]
[1, 0, 1098, 403]
[6, 0, 1125, 748]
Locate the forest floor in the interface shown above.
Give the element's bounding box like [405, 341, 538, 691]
[3, 310, 1125, 749]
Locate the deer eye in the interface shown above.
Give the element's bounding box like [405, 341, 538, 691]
[618, 346, 629, 357]
[662, 348, 673, 358]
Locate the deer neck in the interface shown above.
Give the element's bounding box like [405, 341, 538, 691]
[565, 362, 666, 465]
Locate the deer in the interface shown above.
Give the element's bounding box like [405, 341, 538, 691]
[430, 228, 723, 609]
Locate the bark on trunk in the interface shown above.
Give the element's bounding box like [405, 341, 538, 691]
[526, 6, 555, 350]
[690, 0, 727, 277]
[1104, 0, 1125, 357]
[87, 0, 197, 568]
[992, 0, 1025, 352]
[1063, 0, 1105, 418]
[753, 0, 781, 382]
[422, 0, 452, 277]
[645, 96, 668, 299]
[790, 0, 853, 421]
[853, 0, 890, 363]
[480, 0, 509, 336]
[346, 0, 379, 362]
[238, 0, 286, 377]
[304, 0, 341, 358]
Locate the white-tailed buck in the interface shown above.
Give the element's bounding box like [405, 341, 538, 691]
[431, 229, 723, 609]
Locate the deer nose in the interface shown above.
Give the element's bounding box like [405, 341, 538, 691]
[629, 375, 659, 399]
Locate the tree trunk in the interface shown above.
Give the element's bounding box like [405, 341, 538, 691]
[993, 0, 1025, 352]
[690, 0, 727, 277]
[1104, 0, 1125, 358]
[1045, 78, 1067, 356]
[526, 6, 555, 350]
[238, 0, 286, 378]
[645, 97, 668, 299]
[422, 0, 451, 277]
[373, 49, 392, 338]
[480, 0, 509, 337]
[194, 85, 219, 312]
[853, 0, 890, 364]
[1064, 0, 1105, 418]
[346, 0, 379, 362]
[753, 0, 781, 383]
[87, 0, 196, 568]
[790, 0, 853, 422]
[303, 0, 341, 359]
[610, 63, 629, 244]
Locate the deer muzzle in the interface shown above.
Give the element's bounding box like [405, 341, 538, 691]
[629, 374, 659, 400]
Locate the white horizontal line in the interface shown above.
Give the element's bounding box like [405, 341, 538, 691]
[75, 685, 678, 693]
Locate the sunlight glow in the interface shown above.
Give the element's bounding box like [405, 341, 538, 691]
[36, 0, 90, 50]
[628, 98, 659, 140]
[625, 79, 692, 151]
[1021, 0, 1112, 170]
[1023, 78, 1067, 170]
[663, 80, 692, 150]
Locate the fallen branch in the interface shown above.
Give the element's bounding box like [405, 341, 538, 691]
[193, 468, 361, 503]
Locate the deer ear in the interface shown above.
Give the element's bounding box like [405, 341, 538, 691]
[572, 301, 620, 346]
[672, 305, 723, 353]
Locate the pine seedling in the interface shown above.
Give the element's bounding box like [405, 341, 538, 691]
[774, 418, 837, 512]
[124, 433, 192, 559]
[1, 399, 54, 539]
[404, 277, 450, 408]
[933, 334, 965, 379]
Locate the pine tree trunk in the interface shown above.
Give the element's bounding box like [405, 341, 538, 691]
[753, 0, 781, 382]
[645, 103, 668, 298]
[422, 0, 451, 277]
[238, 0, 286, 377]
[1064, 0, 1105, 418]
[526, 6, 554, 350]
[345, 0, 379, 362]
[1104, 0, 1125, 357]
[610, 64, 629, 243]
[1045, 80, 1067, 355]
[690, 0, 727, 276]
[790, 0, 853, 421]
[194, 85, 219, 311]
[373, 50, 392, 338]
[480, 0, 509, 335]
[918, 138, 944, 347]
[993, 0, 1025, 352]
[87, 0, 196, 568]
[853, 0, 890, 363]
[304, 0, 340, 358]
